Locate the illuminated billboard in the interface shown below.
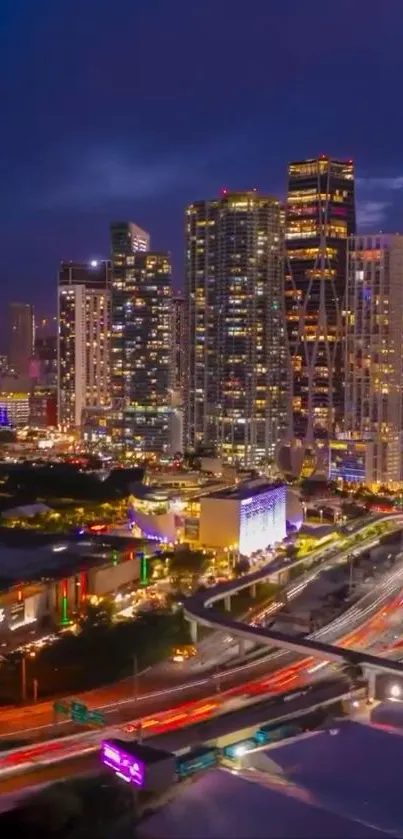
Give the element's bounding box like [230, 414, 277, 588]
[101, 740, 145, 787]
[239, 484, 286, 556]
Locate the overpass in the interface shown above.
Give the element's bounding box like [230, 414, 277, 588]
[184, 513, 403, 687]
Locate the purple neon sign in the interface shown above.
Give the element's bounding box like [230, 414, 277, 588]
[101, 741, 145, 787]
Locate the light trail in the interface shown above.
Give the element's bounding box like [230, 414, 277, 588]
[0, 514, 402, 782]
[0, 585, 400, 781]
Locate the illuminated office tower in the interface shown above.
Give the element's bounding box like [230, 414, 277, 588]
[58, 261, 111, 428]
[285, 156, 355, 442]
[345, 235, 403, 484]
[185, 190, 286, 466]
[9, 303, 35, 376]
[110, 224, 171, 454]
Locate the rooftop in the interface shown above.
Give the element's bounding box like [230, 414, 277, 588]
[139, 719, 403, 838]
[205, 480, 285, 502]
[0, 534, 151, 589]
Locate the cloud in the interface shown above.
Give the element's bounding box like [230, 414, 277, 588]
[357, 200, 390, 228]
[357, 176, 403, 191]
[355, 173, 403, 229]
[38, 151, 190, 209]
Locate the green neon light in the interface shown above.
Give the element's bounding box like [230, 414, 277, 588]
[60, 594, 69, 625]
[140, 553, 148, 586]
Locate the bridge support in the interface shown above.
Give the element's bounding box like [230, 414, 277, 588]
[238, 638, 246, 658]
[251, 583, 257, 598]
[224, 595, 231, 611]
[365, 668, 377, 703]
[190, 620, 198, 645]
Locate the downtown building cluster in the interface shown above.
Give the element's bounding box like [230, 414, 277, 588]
[55, 155, 403, 486]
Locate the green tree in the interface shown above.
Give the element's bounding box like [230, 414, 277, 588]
[168, 550, 209, 590]
[79, 599, 114, 629]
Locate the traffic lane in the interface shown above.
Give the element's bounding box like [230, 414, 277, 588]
[1, 524, 396, 739]
[0, 524, 377, 733]
[2, 573, 399, 740]
[0, 675, 356, 798]
[0, 649, 299, 740]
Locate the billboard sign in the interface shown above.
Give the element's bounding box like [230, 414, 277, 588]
[101, 740, 145, 787]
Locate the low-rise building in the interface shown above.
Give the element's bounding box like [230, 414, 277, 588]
[199, 480, 286, 557]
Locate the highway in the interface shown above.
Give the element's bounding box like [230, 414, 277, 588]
[180, 515, 403, 669]
[0, 675, 363, 809]
[0, 512, 402, 795]
[184, 522, 403, 678]
[0, 516, 397, 741]
[0, 568, 400, 788]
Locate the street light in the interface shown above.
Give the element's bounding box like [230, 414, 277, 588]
[21, 650, 36, 702]
[390, 683, 401, 700]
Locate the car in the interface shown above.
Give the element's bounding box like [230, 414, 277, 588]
[171, 644, 197, 663]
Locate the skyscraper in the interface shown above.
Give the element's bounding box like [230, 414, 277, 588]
[285, 156, 355, 442]
[345, 234, 403, 484]
[58, 260, 111, 427]
[171, 293, 186, 400]
[110, 222, 171, 454]
[185, 190, 286, 466]
[8, 303, 35, 376]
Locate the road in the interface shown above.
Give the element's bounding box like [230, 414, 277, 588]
[0, 675, 362, 808]
[0, 568, 400, 791]
[0, 515, 400, 742]
[180, 516, 402, 669]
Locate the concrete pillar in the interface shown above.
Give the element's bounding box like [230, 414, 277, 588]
[224, 595, 231, 611]
[251, 583, 257, 598]
[190, 620, 198, 645]
[366, 668, 376, 702]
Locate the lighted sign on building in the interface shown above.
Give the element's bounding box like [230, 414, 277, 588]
[101, 741, 145, 787]
[239, 484, 286, 556]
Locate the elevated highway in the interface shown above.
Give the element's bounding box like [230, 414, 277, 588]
[184, 514, 403, 682]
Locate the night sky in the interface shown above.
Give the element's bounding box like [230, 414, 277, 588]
[2, 0, 403, 318]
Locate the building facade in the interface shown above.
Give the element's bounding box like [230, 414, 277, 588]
[35, 335, 57, 387]
[110, 225, 172, 455]
[199, 481, 286, 557]
[185, 190, 286, 466]
[58, 261, 111, 428]
[345, 234, 403, 484]
[285, 157, 356, 442]
[171, 293, 186, 400]
[9, 303, 35, 377]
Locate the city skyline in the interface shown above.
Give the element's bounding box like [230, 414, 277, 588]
[1, 1, 403, 315]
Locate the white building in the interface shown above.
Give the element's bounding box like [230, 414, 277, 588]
[58, 261, 111, 428]
[345, 234, 403, 484]
[199, 481, 286, 557]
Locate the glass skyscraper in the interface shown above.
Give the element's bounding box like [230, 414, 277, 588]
[285, 156, 356, 442]
[110, 222, 172, 455]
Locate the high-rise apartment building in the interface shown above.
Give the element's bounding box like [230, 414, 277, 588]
[185, 190, 286, 466]
[171, 293, 186, 399]
[58, 260, 111, 428]
[9, 303, 35, 376]
[285, 156, 355, 442]
[345, 234, 403, 484]
[110, 223, 171, 454]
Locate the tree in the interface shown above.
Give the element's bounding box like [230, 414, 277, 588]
[79, 598, 114, 629]
[168, 550, 209, 590]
